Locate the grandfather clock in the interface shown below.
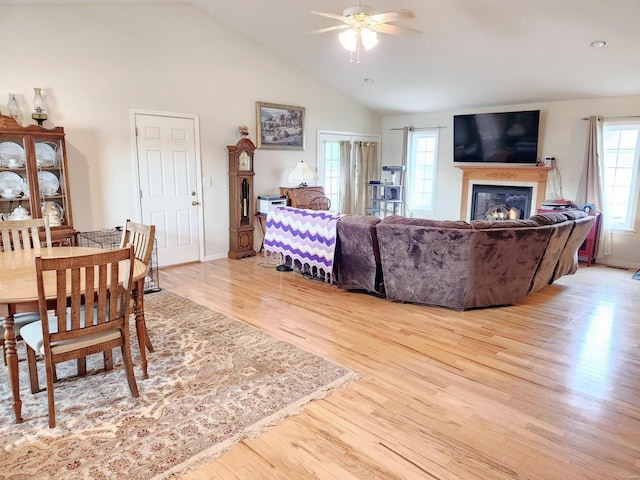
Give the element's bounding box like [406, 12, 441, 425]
[227, 137, 257, 259]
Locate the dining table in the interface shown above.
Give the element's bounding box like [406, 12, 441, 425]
[0, 246, 149, 423]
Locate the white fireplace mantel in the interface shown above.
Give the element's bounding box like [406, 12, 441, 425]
[455, 165, 551, 221]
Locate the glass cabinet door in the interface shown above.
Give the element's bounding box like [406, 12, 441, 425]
[0, 134, 30, 221]
[33, 135, 68, 228]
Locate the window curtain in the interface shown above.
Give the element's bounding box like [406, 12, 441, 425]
[578, 115, 612, 257]
[400, 127, 412, 215]
[355, 141, 379, 214]
[338, 140, 352, 213]
[340, 141, 378, 214]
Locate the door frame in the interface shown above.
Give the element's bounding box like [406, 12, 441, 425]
[317, 129, 381, 182]
[317, 130, 381, 213]
[129, 108, 205, 264]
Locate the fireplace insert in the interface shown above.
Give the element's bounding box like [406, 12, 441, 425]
[471, 185, 533, 221]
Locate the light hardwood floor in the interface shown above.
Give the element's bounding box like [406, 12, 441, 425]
[159, 256, 640, 480]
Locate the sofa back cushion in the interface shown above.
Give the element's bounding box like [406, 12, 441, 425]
[376, 220, 474, 309]
[463, 226, 553, 309]
[561, 210, 588, 220]
[529, 212, 570, 225]
[381, 215, 472, 229]
[471, 219, 539, 229]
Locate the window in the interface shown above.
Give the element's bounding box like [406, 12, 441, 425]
[406, 129, 439, 216]
[319, 140, 341, 211]
[602, 122, 640, 231]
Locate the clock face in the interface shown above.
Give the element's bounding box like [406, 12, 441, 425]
[239, 151, 251, 171]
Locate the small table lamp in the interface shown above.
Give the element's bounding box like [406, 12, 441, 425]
[288, 161, 316, 187]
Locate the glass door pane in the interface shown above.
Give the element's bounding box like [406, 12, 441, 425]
[0, 134, 30, 221]
[34, 135, 67, 227]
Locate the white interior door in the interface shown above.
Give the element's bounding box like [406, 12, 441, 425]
[134, 113, 201, 267]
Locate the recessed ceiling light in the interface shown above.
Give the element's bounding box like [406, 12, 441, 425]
[590, 40, 607, 48]
[364, 78, 374, 84]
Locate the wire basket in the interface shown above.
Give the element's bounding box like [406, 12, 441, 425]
[77, 230, 161, 293]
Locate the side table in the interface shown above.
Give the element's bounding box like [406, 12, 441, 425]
[578, 212, 601, 266]
[255, 213, 267, 253]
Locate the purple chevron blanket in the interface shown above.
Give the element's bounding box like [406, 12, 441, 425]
[264, 206, 342, 282]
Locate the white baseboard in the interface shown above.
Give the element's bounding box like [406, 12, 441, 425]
[584, 257, 638, 269]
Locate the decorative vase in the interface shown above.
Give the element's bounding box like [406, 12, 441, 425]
[7, 94, 22, 125]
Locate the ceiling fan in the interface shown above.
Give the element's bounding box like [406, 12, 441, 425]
[309, 4, 419, 62]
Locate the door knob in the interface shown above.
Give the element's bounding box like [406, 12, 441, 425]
[191, 191, 197, 196]
[192, 201, 201, 206]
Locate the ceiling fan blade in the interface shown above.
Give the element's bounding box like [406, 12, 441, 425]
[370, 9, 414, 24]
[375, 23, 422, 36]
[310, 10, 349, 22]
[305, 25, 350, 35]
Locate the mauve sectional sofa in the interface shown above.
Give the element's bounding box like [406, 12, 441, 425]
[335, 210, 594, 310]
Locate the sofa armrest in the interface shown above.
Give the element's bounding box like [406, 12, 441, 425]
[551, 215, 596, 282]
[335, 215, 383, 294]
[528, 220, 574, 293]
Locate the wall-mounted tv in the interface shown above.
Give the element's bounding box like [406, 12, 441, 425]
[453, 110, 540, 164]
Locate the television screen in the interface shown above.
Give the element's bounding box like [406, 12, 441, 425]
[453, 110, 540, 164]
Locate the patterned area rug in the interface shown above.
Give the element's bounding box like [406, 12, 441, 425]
[0, 290, 360, 479]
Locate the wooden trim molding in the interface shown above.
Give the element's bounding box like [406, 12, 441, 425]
[456, 165, 552, 221]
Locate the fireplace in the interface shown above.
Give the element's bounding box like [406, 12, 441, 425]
[471, 184, 533, 221]
[455, 165, 551, 221]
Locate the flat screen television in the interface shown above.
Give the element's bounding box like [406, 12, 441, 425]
[453, 110, 540, 164]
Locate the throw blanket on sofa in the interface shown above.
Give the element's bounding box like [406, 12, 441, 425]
[264, 206, 342, 282]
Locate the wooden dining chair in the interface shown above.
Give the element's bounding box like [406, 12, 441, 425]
[120, 219, 156, 354]
[20, 245, 139, 428]
[0, 216, 52, 252]
[120, 219, 155, 267]
[0, 217, 52, 363]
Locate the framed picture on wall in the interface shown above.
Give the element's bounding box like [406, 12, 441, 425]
[256, 102, 305, 150]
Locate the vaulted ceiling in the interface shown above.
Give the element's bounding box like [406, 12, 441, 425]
[5, 0, 640, 115]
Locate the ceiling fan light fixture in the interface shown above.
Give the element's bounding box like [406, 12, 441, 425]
[360, 28, 378, 50]
[338, 28, 358, 51]
[310, 5, 417, 63]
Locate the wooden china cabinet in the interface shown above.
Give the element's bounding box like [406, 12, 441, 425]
[0, 114, 77, 246]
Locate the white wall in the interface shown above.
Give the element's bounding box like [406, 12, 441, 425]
[382, 96, 640, 268]
[3, 4, 637, 267]
[0, 4, 381, 259]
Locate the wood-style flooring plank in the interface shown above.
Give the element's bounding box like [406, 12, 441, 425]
[157, 257, 640, 480]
